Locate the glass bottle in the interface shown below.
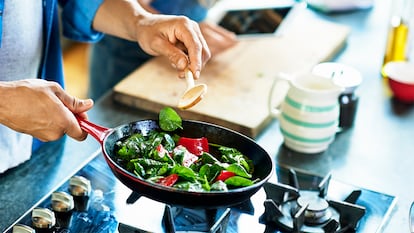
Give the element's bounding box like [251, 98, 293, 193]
[382, 0, 414, 76]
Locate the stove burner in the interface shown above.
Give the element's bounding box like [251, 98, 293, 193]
[295, 191, 332, 225]
[260, 169, 366, 233]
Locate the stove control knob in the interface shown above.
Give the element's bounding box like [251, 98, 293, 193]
[68, 175, 91, 197]
[12, 224, 35, 233]
[68, 175, 91, 212]
[31, 207, 56, 231]
[51, 191, 74, 228]
[51, 191, 74, 212]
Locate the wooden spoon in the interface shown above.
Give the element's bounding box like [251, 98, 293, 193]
[177, 69, 207, 110]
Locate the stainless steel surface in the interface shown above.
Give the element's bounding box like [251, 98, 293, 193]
[4, 155, 396, 233]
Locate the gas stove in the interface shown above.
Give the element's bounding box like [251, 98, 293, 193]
[5, 154, 396, 233]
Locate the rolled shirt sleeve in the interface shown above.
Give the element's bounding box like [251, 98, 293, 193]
[60, 0, 104, 42]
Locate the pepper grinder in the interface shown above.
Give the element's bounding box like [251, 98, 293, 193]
[312, 62, 362, 130]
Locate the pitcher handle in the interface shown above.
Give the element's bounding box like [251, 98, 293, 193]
[268, 72, 292, 119]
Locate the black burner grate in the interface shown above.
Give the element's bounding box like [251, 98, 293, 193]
[260, 169, 366, 233]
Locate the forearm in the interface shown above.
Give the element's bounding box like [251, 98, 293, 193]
[0, 82, 17, 126]
[92, 0, 151, 41]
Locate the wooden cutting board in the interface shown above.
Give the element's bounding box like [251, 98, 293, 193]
[113, 11, 350, 138]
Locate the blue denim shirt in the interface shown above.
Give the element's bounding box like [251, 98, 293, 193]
[151, 0, 209, 22]
[0, 0, 104, 151]
[0, 0, 104, 81]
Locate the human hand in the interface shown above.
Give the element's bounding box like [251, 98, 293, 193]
[0, 79, 94, 142]
[134, 14, 211, 79]
[199, 22, 238, 57]
[93, 0, 210, 79]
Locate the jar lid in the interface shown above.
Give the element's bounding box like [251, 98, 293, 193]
[51, 191, 74, 212]
[32, 208, 56, 229]
[69, 175, 91, 196]
[12, 224, 35, 233]
[312, 62, 362, 94]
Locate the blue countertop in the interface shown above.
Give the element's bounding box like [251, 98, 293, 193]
[1, 1, 413, 232]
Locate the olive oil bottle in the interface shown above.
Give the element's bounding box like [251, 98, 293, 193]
[382, 0, 413, 77]
[383, 17, 409, 64]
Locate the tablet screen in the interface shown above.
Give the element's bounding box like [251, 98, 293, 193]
[217, 6, 293, 35]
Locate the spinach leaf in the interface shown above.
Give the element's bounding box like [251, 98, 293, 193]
[199, 164, 221, 183]
[133, 162, 145, 178]
[201, 152, 220, 164]
[116, 133, 146, 160]
[162, 133, 176, 151]
[159, 107, 183, 131]
[199, 175, 211, 191]
[226, 163, 252, 178]
[172, 165, 197, 182]
[174, 181, 205, 191]
[224, 176, 254, 187]
[210, 180, 228, 191]
[220, 146, 252, 174]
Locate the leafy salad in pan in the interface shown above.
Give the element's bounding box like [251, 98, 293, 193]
[114, 107, 259, 192]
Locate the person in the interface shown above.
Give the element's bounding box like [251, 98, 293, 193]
[0, 0, 211, 173]
[89, 0, 238, 100]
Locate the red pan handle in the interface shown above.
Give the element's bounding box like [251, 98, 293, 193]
[76, 115, 111, 145]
